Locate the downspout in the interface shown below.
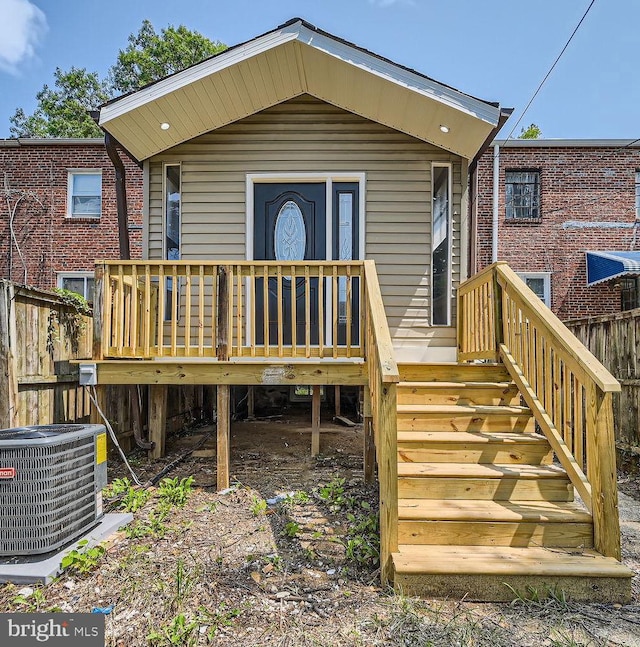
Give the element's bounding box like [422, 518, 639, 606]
[492, 143, 500, 263]
[468, 107, 512, 269]
[90, 111, 152, 451]
[103, 132, 131, 260]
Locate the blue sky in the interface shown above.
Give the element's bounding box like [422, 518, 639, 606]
[0, 0, 638, 140]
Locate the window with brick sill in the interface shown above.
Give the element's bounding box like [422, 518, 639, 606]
[516, 272, 551, 308]
[621, 277, 640, 311]
[67, 170, 101, 217]
[505, 170, 540, 221]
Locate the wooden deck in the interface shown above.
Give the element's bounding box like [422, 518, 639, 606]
[86, 260, 632, 601]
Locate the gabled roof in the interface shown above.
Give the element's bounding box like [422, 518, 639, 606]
[98, 18, 505, 162]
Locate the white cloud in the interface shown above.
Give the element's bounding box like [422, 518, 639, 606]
[0, 0, 47, 73]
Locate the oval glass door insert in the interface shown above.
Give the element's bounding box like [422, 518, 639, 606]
[274, 200, 306, 261]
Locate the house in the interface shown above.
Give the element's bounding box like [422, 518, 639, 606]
[85, 18, 632, 600]
[471, 139, 640, 320]
[0, 138, 143, 298]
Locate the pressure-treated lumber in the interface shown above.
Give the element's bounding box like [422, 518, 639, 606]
[149, 384, 168, 460]
[311, 385, 321, 456]
[217, 384, 230, 491]
[397, 381, 519, 406]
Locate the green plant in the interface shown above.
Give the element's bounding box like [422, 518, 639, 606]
[250, 496, 268, 516]
[343, 512, 380, 568]
[505, 583, 569, 609]
[158, 476, 194, 508]
[60, 540, 106, 575]
[171, 559, 197, 611]
[125, 509, 168, 539]
[11, 587, 60, 612]
[147, 613, 198, 647]
[104, 477, 151, 513]
[197, 603, 242, 639]
[283, 521, 300, 538]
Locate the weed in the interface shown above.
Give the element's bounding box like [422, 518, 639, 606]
[196, 501, 218, 513]
[505, 583, 570, 610]
[158, 476, 194, 508]
[263, 554, 284, 571]
[197, 603, 242, 638]
[104, 477, 151, 513]
[60, 540, 106, 575]
[125, 509, 169, 539]
[171, 559, 196, 611]
[250, 496, 268, 516]
[11, 587, 60, 612]
[147, 613, 198, 646]
[283, 521, 301, 538]
[343, 512, 380, 569]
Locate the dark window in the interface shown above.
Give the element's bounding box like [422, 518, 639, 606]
[505, 170, 540, 220]
[621, 277, 640, 311]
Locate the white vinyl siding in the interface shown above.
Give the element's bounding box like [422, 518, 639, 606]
[147, 95, 464, 346]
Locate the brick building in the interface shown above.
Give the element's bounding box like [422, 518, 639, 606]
[0, 138, 143, 299]
[471, 139, 640, 320]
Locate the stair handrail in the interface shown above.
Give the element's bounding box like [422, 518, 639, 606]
[458, 262, 622, 560]
[363, 260, 399, 584]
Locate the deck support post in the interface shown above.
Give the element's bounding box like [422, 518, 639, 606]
[587, 385, 621, 560]
[334, 386, 341, 417]
[149, 384, 167, 460]
[363, 386, 375, 482]
[247, 386, 255, 419]
[90, 385, 107, 427]
[217, 384, 231, 490]
[311, 385, 321, 456]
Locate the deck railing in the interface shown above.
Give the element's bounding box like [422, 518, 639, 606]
[94, 261, 365, 360]
[363, 260, 399, 584]
[458, 262, 622, 559]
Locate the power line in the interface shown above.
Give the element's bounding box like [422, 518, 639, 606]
[503, 0, 598, 142]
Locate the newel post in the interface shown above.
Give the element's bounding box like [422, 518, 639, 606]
[586, 383, 621, 560]
[93, 263, 105, 360]
[492, 266, 504, 360]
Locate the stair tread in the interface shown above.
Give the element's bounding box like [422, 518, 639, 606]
[398, 381, 515, 389]
[398, 462, 567, 479]
[397, 404, 531, 415]
[392, 545, 633, 578]
[398, 499, 591, 522]
[397, 431, 547, 444]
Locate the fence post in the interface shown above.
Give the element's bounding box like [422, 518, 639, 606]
[587, 383, 621, 560]
[0, 280, 19, 428]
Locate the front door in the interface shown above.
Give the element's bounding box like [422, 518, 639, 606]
[254, 183, 326, 345]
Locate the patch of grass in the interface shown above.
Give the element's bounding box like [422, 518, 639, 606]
[60, 540, 106, 576]
[125, 509, 169, 539]
[11, 587, 60, 612]
[197, 603, 242, 638]
[505, 583, 570, 610]
[171, 559, 197, 611]
[147, 613, 198, 647]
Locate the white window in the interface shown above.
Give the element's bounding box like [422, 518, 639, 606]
[517, 272, 551, 308]
[67, 170, 102, 217]
[431, 163, 452, 326]
[57, 272, 95, 303]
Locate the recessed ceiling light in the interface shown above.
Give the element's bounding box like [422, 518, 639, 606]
[439, 125, 450, 133]
[160, 122, 170, 130]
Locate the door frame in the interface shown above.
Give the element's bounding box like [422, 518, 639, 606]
[246, 172, 366, 347]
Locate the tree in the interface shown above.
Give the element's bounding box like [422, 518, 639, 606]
[9, 21, 226, 138]
[10, 67, 109, 138]
[519, 123, 542, 140]
[109, 20, 226, 95]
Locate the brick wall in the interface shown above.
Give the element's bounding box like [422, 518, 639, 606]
[473, 143, 640, 320]
[0, 140, 143, 290]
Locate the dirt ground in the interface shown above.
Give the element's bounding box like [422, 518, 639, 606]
[2, 403, 640, 647]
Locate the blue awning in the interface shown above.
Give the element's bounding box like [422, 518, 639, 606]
[586, 251, 640, 286]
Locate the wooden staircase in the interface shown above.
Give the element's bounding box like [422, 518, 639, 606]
[391, 363, 633, 602]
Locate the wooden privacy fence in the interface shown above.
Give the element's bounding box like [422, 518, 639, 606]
[458, 262, 622, 560]
[566, 309, 640, 448]
[0, 280, 92, 428]
[95, 260, 365, 360]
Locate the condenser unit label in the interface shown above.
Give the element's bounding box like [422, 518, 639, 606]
[96, 433, 107, 464]
[0, 468, 16, 479]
